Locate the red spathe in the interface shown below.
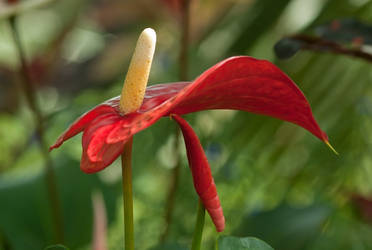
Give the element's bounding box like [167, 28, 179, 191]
[50, 56, 328, 232]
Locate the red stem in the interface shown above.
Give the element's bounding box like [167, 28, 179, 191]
[290, 34, 372, 62]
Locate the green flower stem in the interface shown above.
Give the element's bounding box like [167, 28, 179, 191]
[8, 15, 64, 243]
[191, 199, 205, 250]
[121, 137, 134, 250]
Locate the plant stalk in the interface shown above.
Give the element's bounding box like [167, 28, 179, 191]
[159, 128, 181, 242]
[8, 15, 64, 243]
[160, 0, 191, 242]
[287, 34, 372, 62]
[179, 0, 191, 81]
[121, 137, 134, 250]
[191, 199, 205, 250]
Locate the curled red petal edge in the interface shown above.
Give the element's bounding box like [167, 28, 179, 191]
[49, 84, 189, 173]
[172, 114, 225, 232]
[49, 104, 119, 151]
[80, 112, 125, 173]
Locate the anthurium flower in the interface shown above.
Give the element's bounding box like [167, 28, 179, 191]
[50, 36, 331, 232]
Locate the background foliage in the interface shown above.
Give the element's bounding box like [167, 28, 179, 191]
[1, 0, 372, 249]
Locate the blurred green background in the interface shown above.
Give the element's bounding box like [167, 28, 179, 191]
[1, 0, 372, 249]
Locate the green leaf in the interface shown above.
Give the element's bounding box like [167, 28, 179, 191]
[234, 204, 331, 250]
[217, 236, 274, 250]
[227, 0, 292, 54]
[44, 244, 69, 250]
[0, 156, 119, 250]
[0, 0, 56, 20]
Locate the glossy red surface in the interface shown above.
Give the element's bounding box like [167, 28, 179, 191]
[172, 114, 225, 232]
[50, 56, 328, 231]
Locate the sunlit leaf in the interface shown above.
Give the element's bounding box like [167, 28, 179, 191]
[0, 0, 56, 19]
[227, 0, 292, 54]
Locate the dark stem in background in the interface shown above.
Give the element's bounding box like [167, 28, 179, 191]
[289, 34, 372, 62]
[8, 16, 64, 243]
[160, 0, 191, 242]
[159, 127, 182, 242]
[121, 137, 134, 250]
[179, 0, 191, 81]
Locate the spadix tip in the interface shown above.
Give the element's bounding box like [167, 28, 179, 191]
[142, 28, 156, 44]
